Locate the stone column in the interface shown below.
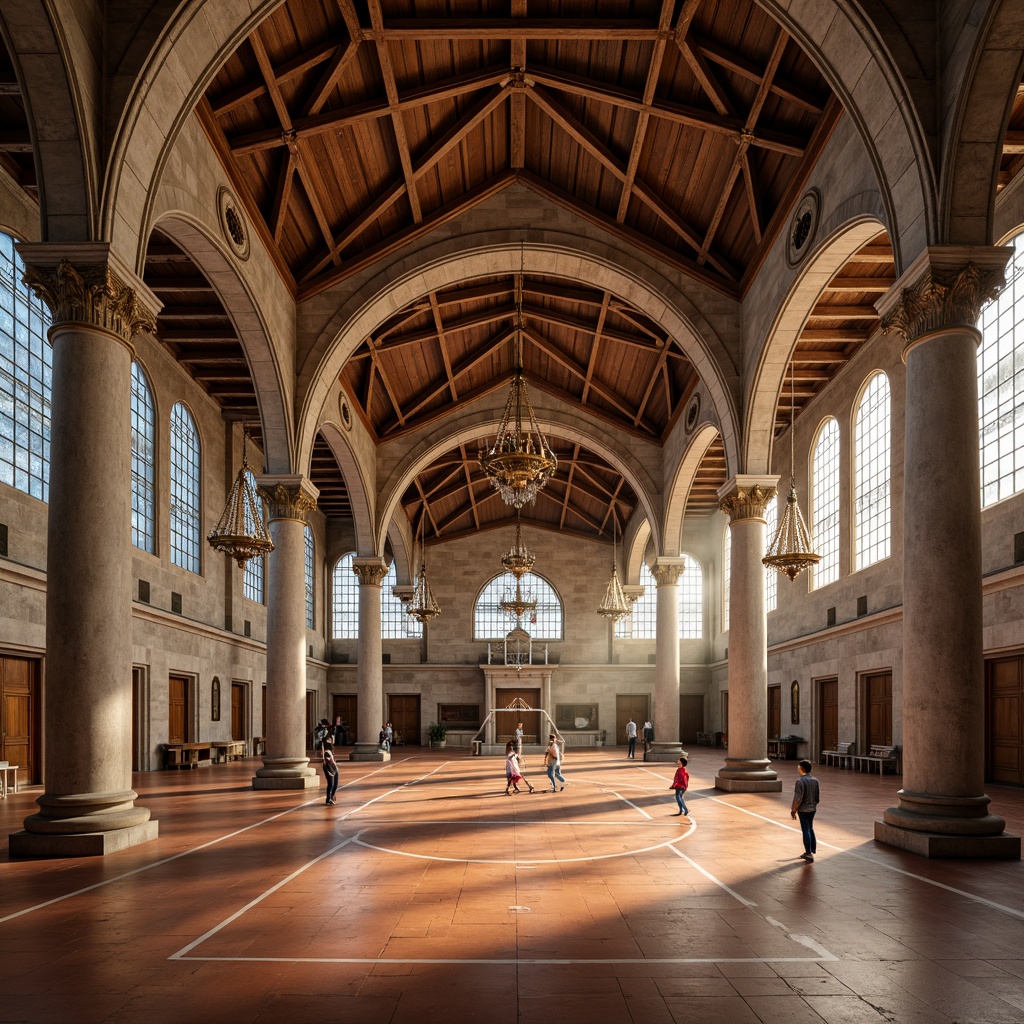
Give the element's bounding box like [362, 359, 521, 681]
[350, 557, 390, 761]
[11, 247, 161, 857]
[875, 246, 1019, 857]
[253, 476, 320, 790]
[716, 476, 782, 793]
[648, 557, 686, 762]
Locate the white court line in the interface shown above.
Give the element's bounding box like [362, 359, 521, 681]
[637, 764, 1024, 925]
[666, 843, 756, 908]
[171, 954, 836, 965]
[0, 760, 402, 926]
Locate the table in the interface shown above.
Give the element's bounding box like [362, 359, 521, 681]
[0, 764, 19, 798]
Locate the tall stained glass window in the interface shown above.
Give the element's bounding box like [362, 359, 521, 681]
[130, 361, 156, 552]
[811, 417, 840, 588]
[854, 373, 891, 569]
[169, 402, 201, 573]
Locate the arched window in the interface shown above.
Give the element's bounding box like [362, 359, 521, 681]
[382, 560, 422, 638]
[723, 524, 731, 632]
[130, 361, 156, 553]
[169, 402, 201, 573]
[979, 233, 1024, 507]
[764, 494, 778, 612]
[304, 525, 315, 629]
[474, 572, 563, 640]
[680, 553, 703, 639]
[854, 372, 891, 569]
[0, 232, 52, 501]
[811, 417, 840, 588]
[616, 562, 656, 638]
[332, 553, 358, 638]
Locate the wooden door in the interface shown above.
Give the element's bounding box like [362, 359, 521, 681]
[721, 691, 729, 743]
[1, 656, 39, 786]
[306, 691, 317, 746]
[864, 671, 892, 747]
[261, 684, 267, 738]
[678, 694, 704, 744]
[819, 677, 838, 755]
[767, 685, 782, 738]
[131, 666, 143, 772]
[986, 655, 1023, 785]
[616, 694, 651, 745]
[168, 675, 190, 745]
[231, 683, 246, 742]
[495, 688, 540, 743]
[332, 694, 357, 744]
[388, 694, 421, 746]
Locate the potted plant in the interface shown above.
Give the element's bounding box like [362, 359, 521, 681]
[428, 721, 447, 748]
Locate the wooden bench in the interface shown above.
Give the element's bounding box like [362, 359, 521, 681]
[163, 742, 212, 769]
[211, 739, 247, 763]
[821, 741, 855, 768]
[852, 744, 900, 774]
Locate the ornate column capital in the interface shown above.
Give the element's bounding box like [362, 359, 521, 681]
[255, 474, 319, 521]
[622, 584, 645, 605]
[717, 475, 778, 523]
[392, 584, 415, 604]
[352, 556, 389, 587]
[17, 243, 161, 347]
[876, 245, 1012, 349]
[651, 557, 687, 586]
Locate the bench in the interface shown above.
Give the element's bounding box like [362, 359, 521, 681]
[696, 731, 715, 746]
[852, 744, 900, 774]
[163, 742, 212, 769]
[211, 739, 247, 763]
[821, 741, 855, 769]
[0, 763, 19, 798]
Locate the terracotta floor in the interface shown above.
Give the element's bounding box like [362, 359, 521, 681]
[2, 748, 1024, 1024]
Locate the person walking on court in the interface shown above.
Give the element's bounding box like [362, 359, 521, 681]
[504, 741, 534, 795]
[642, 720, 654, 758]
[791, 759, 820, 862]
[542, 733, 566, 792]
[514, 721, 524, 757]
[670, 755, 689, 816]
[626, 718, 638, 759]
[322, 739, 339, 805]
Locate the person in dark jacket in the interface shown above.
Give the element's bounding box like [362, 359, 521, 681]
[790, 759, 820, 861]
[322, 740, 339, 805]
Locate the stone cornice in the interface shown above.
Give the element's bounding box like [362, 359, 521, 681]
[17, 243, 161, 345]
[255, 475, 319, 521]
[717, 475, 778, 522]
[876, 245, 1012, 347]
[352, 557, 389, 586]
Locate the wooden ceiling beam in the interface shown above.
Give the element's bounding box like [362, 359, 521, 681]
[741, 151, 763, 244]
[809, 304, 880, 319]
[157, 305, 229, 320]
[411, 85, 509, 182]
[294, 149, 342, 262]
[428, 292, 459, 404]
[270, 146, 297, 244]
[791, 349, 855, 364]
[144, 276, 215, 292]
[510, 0, 527, 169]
[368, 347, 407, 427]
[175, 348, 248, 364]
[1003, 130, 1024, 155]
[160, 329, 237, 342]
[557, 443, 581, 530]
[799, 329, 871, 342]
[379, 19, 664, 40]
[301, 38, 362, 118]
[521, 303, 660, 350]
[825, 277, 895, 292]
[376, 308, 513, 352]
[581, 294, 611, 404]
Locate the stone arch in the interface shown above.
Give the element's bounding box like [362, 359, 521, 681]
[148, 213, 293, 473]
[0, 0, 95, 240]
[942, 0, 1024, 245]
[761, 0, 936, 266]
[663, 423, 722, 558]
[316, 421, 375, 557]
[622, 516, 652, 587]
[744, 214, 888, 475]
[374, 406, 662, 560]
[296, 238, 741, 490]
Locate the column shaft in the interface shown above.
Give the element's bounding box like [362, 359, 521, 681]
[648, 559, 684, 762]
[351, 558, 389, 761]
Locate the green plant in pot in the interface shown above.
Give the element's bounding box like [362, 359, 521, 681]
[428, 721, 447, 747]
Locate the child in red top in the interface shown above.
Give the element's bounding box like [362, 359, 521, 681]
[670, 755, 689, 816]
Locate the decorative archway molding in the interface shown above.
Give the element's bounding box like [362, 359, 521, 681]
[662, 423, 722, 557]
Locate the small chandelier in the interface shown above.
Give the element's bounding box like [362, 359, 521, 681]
[407, 509, 441, 623]
[763, 363, 820, 581]
[501, 574, 537, 621]
[478, 249, 557, 507]
[207, 430, 274, 567]
[597, 512, 632, 622]
[501, 509, 536, 578]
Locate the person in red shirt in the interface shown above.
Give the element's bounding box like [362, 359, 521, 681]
[670, 755, 689, 816]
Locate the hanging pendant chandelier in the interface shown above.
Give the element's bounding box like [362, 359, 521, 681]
[407, 508, 441, 623]
[501, 509, 536, 578]
[763, 363, 820, 581]
[597, 512, 632, 621]
[478, 249, 557, 508]
[207, 430, 274, 567]
[500, 574, 537, 621]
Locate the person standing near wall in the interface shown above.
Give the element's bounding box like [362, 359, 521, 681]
[626, 718, 637, 759]
[322, 739, 339, 805]
[790, 759, 820, 862]
[642, 720, 654, 759]
[514, 721, 524, 758]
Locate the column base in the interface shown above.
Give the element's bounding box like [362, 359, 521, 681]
[349, 743, 391, 762]
[715, 757, 782, 792]
[252, 756, 318, 790]
[645, 741, 685, 763]
[874, 821, 1021, 859]
[9, 820, 159, 858]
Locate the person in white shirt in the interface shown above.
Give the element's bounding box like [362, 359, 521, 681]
[541, 734, 566, 792]
[625, 718, 638, 759]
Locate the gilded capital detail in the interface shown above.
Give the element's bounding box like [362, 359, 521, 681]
[880, 261, 1004, 344]
[22, 259, 158, 344]
[719, 483, 776, 523]
[352, 562, 389, 587]
[257, 484, 317, 521]
[652, 562, 685, 586]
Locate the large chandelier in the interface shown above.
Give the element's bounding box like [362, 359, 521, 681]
[407, 509, 441, 623]
[501, 509, 535, 578]
[207, 431, 274, 567]
[478, 251, 557, 508]
[763, 362, 820, 581]
[597, 512, 632, 622]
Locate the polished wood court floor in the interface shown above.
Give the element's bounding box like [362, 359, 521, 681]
[2, 747, 1024, 1023]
